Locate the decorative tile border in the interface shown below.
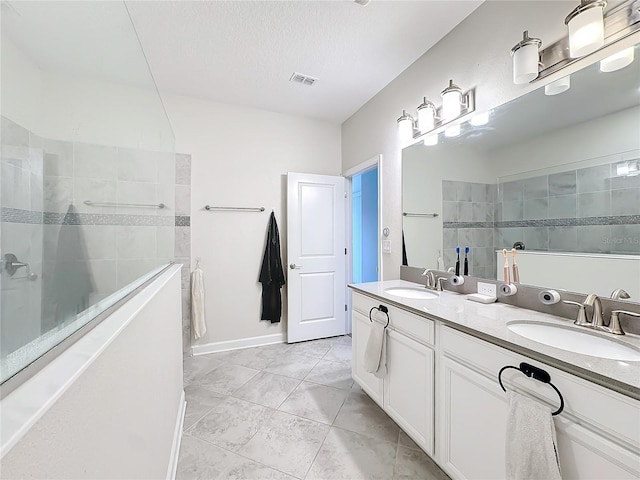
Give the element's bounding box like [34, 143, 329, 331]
[1, 207, 43, 224]
[175, 215, 190, 227]
[444, 215, 640, 229]
[2, 207, 191, 227]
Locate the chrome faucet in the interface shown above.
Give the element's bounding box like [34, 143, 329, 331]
[611, 288, 631, 300]
[583, 294, 604, 328]
[423, 269, 437, 290]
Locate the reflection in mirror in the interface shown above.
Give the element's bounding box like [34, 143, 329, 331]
[402, 42, 640, 298]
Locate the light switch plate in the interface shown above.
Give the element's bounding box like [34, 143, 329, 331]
[477, 282, 497, 297]
[382, 240, 391, 254]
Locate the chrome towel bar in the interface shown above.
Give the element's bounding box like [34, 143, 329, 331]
[84, 200, 165, 209]
[204, 205, 265, 212]
[403, 212, 439, 217]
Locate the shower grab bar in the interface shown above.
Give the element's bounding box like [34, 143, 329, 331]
[84, 200, 165, 209]
[403, 212, 439, 218]
[204, 205, 265, 212]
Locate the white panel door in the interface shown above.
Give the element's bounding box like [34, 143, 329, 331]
[287, 172, 346, 343]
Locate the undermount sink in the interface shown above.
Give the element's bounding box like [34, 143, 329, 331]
[507, 321, 640, 362]
[384, 287, 438, 300]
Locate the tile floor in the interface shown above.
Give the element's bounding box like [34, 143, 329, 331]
[178, 335, 450, 480]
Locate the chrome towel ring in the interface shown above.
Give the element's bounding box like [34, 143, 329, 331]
[498, 362, 565, 416]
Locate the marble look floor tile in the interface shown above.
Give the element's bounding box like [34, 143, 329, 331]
[187, 396, 274, 452]
[177, 435, 296, 480]
[194, 363, 259, 394]
[233, 372, 301, 408]
[333, 391, 400, 444]
[394, 445, 451, 480]
[351, 382, 365, 394]
[323, 343, 352, 363]
[239, 411, 330, 478]
[286, 340, 332, 358]
[183, 385, 226, 430]
[398, 430, 421, 451]
[183, 355, 224, 387]
[278, 381, 348, 424]
[211, 346, 282, 370]
[306, 426, 397, 480]
[263, 352, 320, 380]
[305, 359, 354, 390]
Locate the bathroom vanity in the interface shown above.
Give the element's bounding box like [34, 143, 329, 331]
[350, 280, 640, 480]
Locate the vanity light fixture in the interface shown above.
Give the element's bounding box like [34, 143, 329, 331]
[397, 110, 415, 142]
[600, 46, 635, 72]
[417, 98, 437, 133]
[510, 31, 542, 84]
[565, 0, 607, 58]
[441, 80, 464, 120]
[545, 76, 571, 95]
[396, 81, 475, 143]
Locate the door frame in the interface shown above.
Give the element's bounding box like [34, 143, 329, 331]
[344, 154, 383, 334]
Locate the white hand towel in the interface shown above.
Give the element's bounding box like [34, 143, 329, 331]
[191, 267, 206, 340]
[506, 391, 562, 480]
[364, 321, 387, 377]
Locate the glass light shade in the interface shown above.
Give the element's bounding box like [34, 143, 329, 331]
[600, 47, 635, 72]
[423, 134, 438, 146]
[567, 5, 605, 58]
[445, 124, 461, 137]
[417, 104, 436, 133]
[398, 117, 414, 141]
[545, 76, 571, 95]
[513, 43, 540, 84]
[470, 111, 490, 126]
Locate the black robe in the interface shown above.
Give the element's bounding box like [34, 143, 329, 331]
[259, 212, 285, 323]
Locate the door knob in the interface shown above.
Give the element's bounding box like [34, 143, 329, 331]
[289, 263, 302, 269]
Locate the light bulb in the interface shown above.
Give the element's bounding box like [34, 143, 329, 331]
[423, 134, 438, 146]
[600, 47, 635, 72]
[445, 124, 461, 137]
[397, 110, 415, 142]
[441, 80, 462, 121]
[470, 112, 490, 126]
[566, 2, 606, 58]
[545, 76, 571, 96]
[417, 99, 436, 133]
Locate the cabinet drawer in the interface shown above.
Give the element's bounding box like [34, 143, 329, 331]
[352, 292, 434, 346]
[441, 325, 640, 453]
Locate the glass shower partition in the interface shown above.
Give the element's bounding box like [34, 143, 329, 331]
[0, 1, 176, 388]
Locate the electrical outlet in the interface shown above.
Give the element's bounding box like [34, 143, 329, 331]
[477, 282, 497, 297]
[382, 240, 391, 254]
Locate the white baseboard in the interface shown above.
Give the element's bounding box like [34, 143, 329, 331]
[166, 390, 186, 480]
[191, 333, 286, 356]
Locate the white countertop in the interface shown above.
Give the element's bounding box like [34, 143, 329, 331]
[350, 280, 640, 399]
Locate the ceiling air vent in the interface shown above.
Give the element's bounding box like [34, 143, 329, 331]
[289, 72, 318, 86]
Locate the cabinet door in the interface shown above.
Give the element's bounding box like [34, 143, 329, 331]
[384, 329, 434, 455]
[438, 355, 508, 480]
[352, 310, 383, 406]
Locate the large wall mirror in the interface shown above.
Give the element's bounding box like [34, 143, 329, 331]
[402, 42, 640, 299]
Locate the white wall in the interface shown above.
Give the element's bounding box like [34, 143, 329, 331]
[341, 0, 638, 280]
[1, 266, 184, 479]
[488, 106, 640, 177]
[164, 94, 341, 347]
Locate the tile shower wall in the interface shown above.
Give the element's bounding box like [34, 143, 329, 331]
[442, 180, 497, 279]
[0, 116, 193, 357]
[496, 163, 640, 255]
[1, 117, 44, 354]
[174, 153, 192, 355]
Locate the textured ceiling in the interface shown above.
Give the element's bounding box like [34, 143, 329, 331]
[126, 1, 483, 123]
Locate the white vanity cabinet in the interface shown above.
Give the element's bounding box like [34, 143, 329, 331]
[351, 292, 435, 454]
[438, 325, 640, 480]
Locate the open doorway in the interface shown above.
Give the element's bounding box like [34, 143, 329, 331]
[352, 168, 379, 283]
